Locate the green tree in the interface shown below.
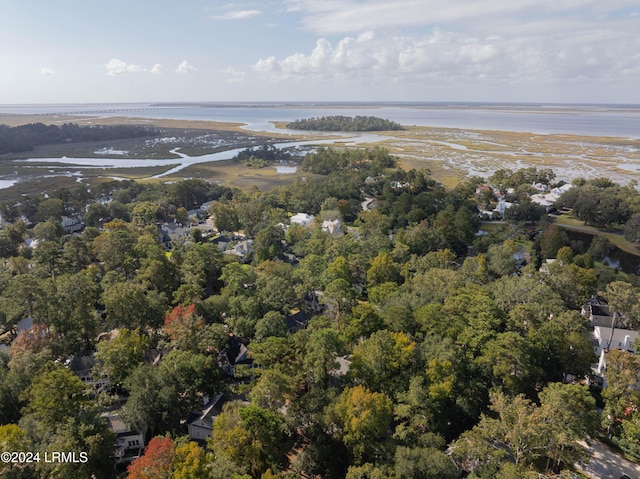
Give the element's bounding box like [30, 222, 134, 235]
[101, 281, 150, 329]
[537, 383, 597, 473]
[254, 311, 287, 342]
[349, 330, 417, 397]
[212, 402, 288, 477]
[394, 446, 460, 479]
[331, 385, 393, 464]
[94, 328, 149, 387]
[23, 366, 88, 427]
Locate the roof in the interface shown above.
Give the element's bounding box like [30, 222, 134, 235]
[66, 352, 97, 377]
[186, 394, 226, 428]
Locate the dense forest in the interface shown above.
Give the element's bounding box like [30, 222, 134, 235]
[0, 123, 158, 155]
[286, 115, 404, 131]
[0, 146, 639, 478]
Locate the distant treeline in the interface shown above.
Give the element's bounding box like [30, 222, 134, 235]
[0, 122, 158, 155]
[286, 115, 404, 132]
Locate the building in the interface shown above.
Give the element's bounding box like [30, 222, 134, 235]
[290, 213, 314, 227]
[104, 411, 146, 466]
[592, 326, 640, 384]
[186, 394, 226, 444]
[322, 219, 342, 236]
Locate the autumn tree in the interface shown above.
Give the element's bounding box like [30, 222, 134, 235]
[212, 402, 289, 477]
[127, 436, 176, 479]
[330, 385, 393, 464]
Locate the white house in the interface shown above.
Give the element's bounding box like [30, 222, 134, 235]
[322, 219, 342, 236]
[187, 394, 226, 443]
[290, 213, 314, 227]
[592, 326, 639, 377]
[104, 411, 145, 466]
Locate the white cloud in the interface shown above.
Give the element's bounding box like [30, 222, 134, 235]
[150, 64, 163, 75]
[40, 67, 56, 76]
[212, 9, 261, 20]
[284, 0, 640, 35]
[176, 60, 198, 74]
[222, 66, 246, 82]
[105, 58, 142, 76]
[254, 26, 640, 86]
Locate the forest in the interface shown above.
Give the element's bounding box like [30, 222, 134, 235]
[0, 146, 639, 479]
[0, 123, 158, 155]
[286, 115, 404, 131]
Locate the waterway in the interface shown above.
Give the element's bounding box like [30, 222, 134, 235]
[2, 102, 640, 137]
[564, 230, 640, 275]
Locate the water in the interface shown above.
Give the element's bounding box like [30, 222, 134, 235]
[2, 102, 640, 137]
[18, 135, 382, 179]
[564, 230, 640, 275]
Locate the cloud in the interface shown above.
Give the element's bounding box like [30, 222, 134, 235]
[254, 26, 640, 86]
[176, 60, 198, 74]
[40, 67, 56, 76]
[212, 9, 261, 20]
[150, 64, 163, 75]
[283, 0, 640, 35]
[222, 66, 246, 82]
[105, 58, 142, 76]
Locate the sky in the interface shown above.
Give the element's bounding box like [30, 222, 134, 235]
[1, 0, 639, 104]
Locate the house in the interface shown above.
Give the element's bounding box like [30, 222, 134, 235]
[581, 297, 614, 328]
[219, 336, 252, 377]
[66, 352, 110, 395]
[322, 219, 342, 236]
[592, 326, 640, 383]
[223, 239, 253, 259]
[186, 394, 226, 444]
[286, 310, 312, 333]
[211, 235, 231, 252]
[104, 411, 145, 466]
[61, 215, 83, 234]
[290, 213, 314, 227]
[495, 200, 513, 219]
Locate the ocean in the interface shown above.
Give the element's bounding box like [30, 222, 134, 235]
[1, 102, 639, 138]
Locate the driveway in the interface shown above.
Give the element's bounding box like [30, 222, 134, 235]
[577, 440, 640, 479]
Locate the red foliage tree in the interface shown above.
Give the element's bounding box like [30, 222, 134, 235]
[10, 323, 51, 356]
[127, 436, 176, 479]
[163, 304, 204, 351]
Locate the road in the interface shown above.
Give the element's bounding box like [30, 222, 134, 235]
[577, 440, 640, 479]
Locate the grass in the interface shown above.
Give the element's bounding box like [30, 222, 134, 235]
[553, 213, 640, 257]
[2, 112, 640, 200]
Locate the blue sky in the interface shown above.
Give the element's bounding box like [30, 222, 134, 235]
[1, 0, 639, 104]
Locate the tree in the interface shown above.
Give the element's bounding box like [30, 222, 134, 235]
[537, 383, 597, 473]
[101, 281, 150, 329]
[303, 328, 343, 388]
[366, 252, 400, 287]
[394, 446, 460, 479]
[624, 212, 640, 243]
[212, 402, 288, 477]
[254, 311, 287, 342]
[23, 366, 88, 427]
[601, 348, 640, 436]
[172, 440, 210, 479]
[92, 220, 137, 271]
[254, 225, 284, 263]
[128, 436, 176, 479]
[94, 328, 149, 388]
[38, 413, 116, 479]
[249, 368, 295, 411]
[451, 392, 543, 475]
[331, 385, 393, 464]
[349, 330, 417, 397]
